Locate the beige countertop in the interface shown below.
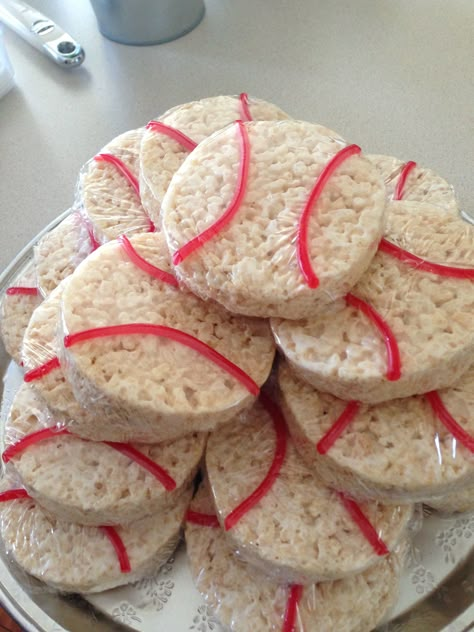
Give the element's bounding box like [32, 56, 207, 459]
[0, 0, 473, 273]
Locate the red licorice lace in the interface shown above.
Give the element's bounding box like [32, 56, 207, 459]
[185, 510, 220, 528]
[146, 121, 197, 152]
[393, 161, 417, 201]
[345, 293, 401, 381]
[24, 356, 61, 382]
[119, 235, 179, 287]
[426, 391, 474, 453]
[316, 401, 361, 454]
[378, 239, 474, 280]
[282, 584, 303, 632]
[172, 120, 250, 265]
[80, 214, 101, 251]
[6, 287, 39, 296]
[0, 489, 31, 502]
[239, 93, 252, 121]
[2, 427, 177, 490]
[100, 526, 131, 573]
[297, 144, 362, 289]
[337, 492, 389, 556]
[224, 394, 287, 531]
[64, 323, 259, 396]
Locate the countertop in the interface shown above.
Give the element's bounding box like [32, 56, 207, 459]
[0, 0, 473, 271]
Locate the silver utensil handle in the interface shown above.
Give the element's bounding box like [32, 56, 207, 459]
[0, 0, 84, 67]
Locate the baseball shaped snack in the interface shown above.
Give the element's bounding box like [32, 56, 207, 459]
[279, 361, 474, 504]
[3, 383, 205, 526]
[140, 94, 289, 226]
[59, 233, 275, 442]
[273, 201, 474, 402]
[162, 119, 386, 319]
[186, 482, 405, 632]
[205, 397, 413, 583]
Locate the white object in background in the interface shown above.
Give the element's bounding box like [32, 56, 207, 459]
[0, 25, 14, 98]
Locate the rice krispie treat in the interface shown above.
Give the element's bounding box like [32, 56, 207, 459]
[279, 361, 474, 504]
[3, 383, 205, 526]
[368, 154, 458, 213]
[162, 119, 386, 319]
[272, 201, 474, 402]
[205, 398, 413, 583]
[34, 211, 97, 297]
[140, 94, 289, 226]
[0, 480, 190, 593]
[0, 269, 42, 365]
[59, 233, 275, 443]
[185, 482, 404, 632]
[77, 128, 155, 243]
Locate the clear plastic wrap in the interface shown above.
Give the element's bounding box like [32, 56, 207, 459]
[33, 209, 98, 298]
[272, 199, 474, 403]
[278, 360, 474, 505]
[139, 94, 290, 227]
[75, 128, 156, 244]
[2, 382, 206, 526]
[205, 396, 414, 584]
[185, 481, 408, 632]
[57, 232, 275, 443]
[0, 267, 42, 365]
[0, 475, 190, 594]
[427, 482, 474, 514]
[161, 119, 387, 320]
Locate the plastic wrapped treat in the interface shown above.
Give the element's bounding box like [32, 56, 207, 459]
[140, 94, 290, 226]
[0, 477, 191, 593]
[2, 383, 206, 526]
[427, 484, 474, 514]
[368, 154, 458, 213]
[185, 482, 405, 632]
[279, 360, 474, 504]
[34, 211, 98, 297]
[205, 396, 413, 584]
[58, 232, 275, 443]
[272, 201, 474, 403]
[77, 128, 156, 243]
[0, 268, 42, 364]
[162, 119, 386, 320]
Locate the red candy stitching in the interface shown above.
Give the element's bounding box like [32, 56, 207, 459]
[24, 356, 61, 382]
[2, 427, 70, 463]
[100, 526, 131, 573]
[316, 401, 361, 454]
[6, 287, 39, 296]
[172, 120, 250, 265]
[119, 235, 179, 287]
[64, 323, 259, 396]
[239, 93, 253, 122]
[337, 491, 389, 556]
[297, 144, 362, 289]
[224, 394, 287, 531]
[0, 489, 31, 502]
[146, 121, 197, 152]
[393, 161, 417, 200]
[345, 293, 401, 381]
[282, 584, 303, 632]
[185, 510, 220, 528]
[426, 391, 474, 453]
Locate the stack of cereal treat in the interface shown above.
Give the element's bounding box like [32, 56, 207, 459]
[0, 93, 471, 631]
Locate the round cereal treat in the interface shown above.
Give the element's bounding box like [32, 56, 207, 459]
[34, 211, 96, 297]
[205, 398, 413, 583]
[3, 383, 206, 526]
[162, 119, 386, 320]
[0, 269, 42, 365]
[185, 482, 404, 632]
[77, 128, 155, 243]
[272, 201, 474, 403]
[140, 94, 290, 226]
[60, 232, 275, 443]
[368, 154, 458, 213]
[279, 360, 474, 504]
[0, 479, 190, 593]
